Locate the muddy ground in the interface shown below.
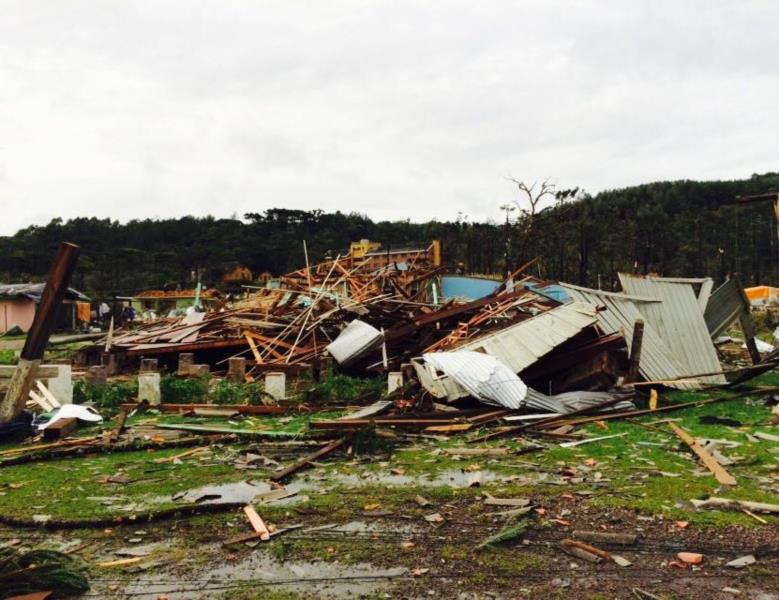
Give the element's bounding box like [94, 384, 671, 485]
[2, 372, 779, 599]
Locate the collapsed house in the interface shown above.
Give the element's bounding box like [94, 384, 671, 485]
[79, 243, 766, 413]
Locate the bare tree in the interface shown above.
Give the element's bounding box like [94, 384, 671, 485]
[505, 177, 579, 270]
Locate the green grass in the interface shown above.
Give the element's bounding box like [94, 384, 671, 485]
[0, 445, 241, 520]
[0, 349, 18, 365]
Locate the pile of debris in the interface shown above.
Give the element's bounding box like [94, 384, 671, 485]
[86, 253, 776, 403]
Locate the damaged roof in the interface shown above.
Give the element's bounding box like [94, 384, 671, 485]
[0, 283, 90, 302]
[456, 301, 600, 373]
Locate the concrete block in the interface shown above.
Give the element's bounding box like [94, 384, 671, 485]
[189, 364, 210, 377]
[227, 357, 247, 381]
[45, 364, 73, 404]
[265, 372, 286, 401]
[140, 358, 158, 373]
[102, 353, 118, 376]
[178, 353, 195, 376]
[138, 372, 161, 405]
[86, 365, 107, 387]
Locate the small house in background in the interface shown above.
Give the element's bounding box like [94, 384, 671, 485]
[745, 285, 779, 307]
[221, 263, 253, 284]
[0, 283, 91, 334]
[131, 288, 223, 315]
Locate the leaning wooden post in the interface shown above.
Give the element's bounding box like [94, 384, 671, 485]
[626, 319, 644, 383]
[0, 242, 81, 422]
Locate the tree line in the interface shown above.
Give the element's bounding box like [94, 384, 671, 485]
[0, 172, 776, 300]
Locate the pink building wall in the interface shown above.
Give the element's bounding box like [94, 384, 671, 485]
[0, 299, 36, 334]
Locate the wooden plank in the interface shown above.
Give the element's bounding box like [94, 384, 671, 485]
[126, 338, 249, 356]
[120, 403, 284, 415]
[669, 423, 736, 486]
[0, 365, 61, 379]
[42, 417, 77, 441]
[424, 423, 472, 433]
[270, 437, 345, 482]
[243, 504, 270, 540]
[245, 333, 263, 364]
[0, 436, 101, 457]
[28, 389, 54, 412]
[36, 380, 61, 408]
[108, 409, 129, 443]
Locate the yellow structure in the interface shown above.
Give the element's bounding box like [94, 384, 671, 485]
[744, 285, 779, 307]
[349, 239, 441, 268]
[349, 239, 382, 259]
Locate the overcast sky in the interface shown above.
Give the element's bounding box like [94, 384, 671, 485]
[1, 1, 777, 235]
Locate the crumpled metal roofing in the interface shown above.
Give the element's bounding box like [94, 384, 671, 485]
[422, 351, 528, 409]
[0, 283, 90, 302]
[559, 283, 699, 389]
[455, 301, 599, 373]
[618, 274, 725, 385]
[523, 388, 636, 414]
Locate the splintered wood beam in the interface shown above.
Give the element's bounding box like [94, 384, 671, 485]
[669, 423, 736, 486]
[245, 333, 264, 363]
[270, 437, 346, 482]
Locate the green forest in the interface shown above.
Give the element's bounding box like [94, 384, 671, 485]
[0, 172, 777, 301]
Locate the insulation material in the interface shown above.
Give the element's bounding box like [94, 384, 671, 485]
[421, 351, 527, 409]
[618, 274, 725, 385]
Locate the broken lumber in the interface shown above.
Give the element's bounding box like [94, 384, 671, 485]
[669, 423, 736, 486]
[243, 504, 270, 540]
[691, 497, 779, 514]
[572, 531, 637, 545]
[120, 403, 284, 415]
[108, 409, 129, 443]
[562, 538, 612, 560]
[42, 417, 77, 441]
[270, 437, 345, 482]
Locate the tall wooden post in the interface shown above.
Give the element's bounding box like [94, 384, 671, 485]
[626, 319, 644, 383]
[0, 242, 80, 422]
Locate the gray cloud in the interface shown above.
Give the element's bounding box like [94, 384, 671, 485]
[0, 0, 777, 234]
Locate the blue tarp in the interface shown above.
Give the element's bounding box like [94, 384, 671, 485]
[441, 276, 501, 300]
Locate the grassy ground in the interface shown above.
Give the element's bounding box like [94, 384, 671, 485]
[2, 371, 779, 598]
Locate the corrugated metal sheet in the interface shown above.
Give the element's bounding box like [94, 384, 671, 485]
[704, 278, 756, 340]
[618, 274, 725, 385]
[559, 283, 699, 389]
[705, 279, 744, 338]
[455, 301, 599, 373]
[422, 351, 528, 409]
[523, 388, 636, 414]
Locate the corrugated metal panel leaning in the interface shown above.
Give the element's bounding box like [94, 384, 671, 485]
[559, 283, 699, 389]
[618, 274, 725, 385]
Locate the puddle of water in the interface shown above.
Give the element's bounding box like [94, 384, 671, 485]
[317, 468, 507, 488]
[122, 550, 407, 599]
